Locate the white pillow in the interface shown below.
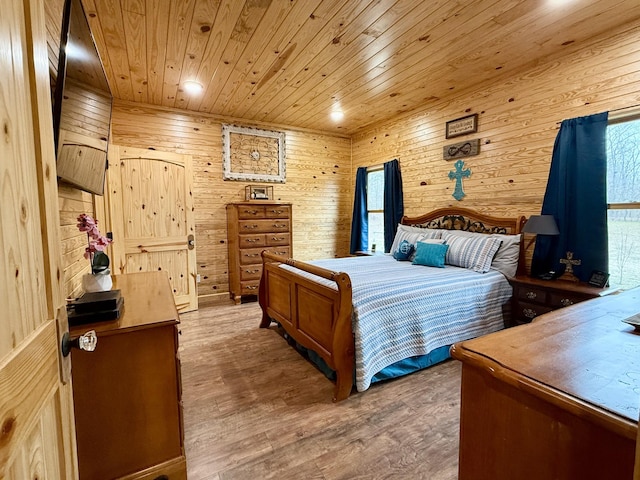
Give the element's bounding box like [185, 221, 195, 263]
[440, 230, 521, 277]
[390, 224, 442, 256]
[442, 232, 502, 273]
[490, 233, 521, 277]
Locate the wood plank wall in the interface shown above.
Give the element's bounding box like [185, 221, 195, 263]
[351, 22, 640, 273]
[109, 102, 352, 305]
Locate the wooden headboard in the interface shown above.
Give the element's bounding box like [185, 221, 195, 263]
[401, 207, 526, 235]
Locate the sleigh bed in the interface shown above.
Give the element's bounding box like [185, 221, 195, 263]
[258, 207, 526, 402]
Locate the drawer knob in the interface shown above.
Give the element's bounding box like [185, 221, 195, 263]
[61, 330, 97, 357]
[271, 209, 283, 214]
[523, 308, 537, 319]
[273, 223, 287, 228]
[244, 253, 259, 258]
[526, 291, 537, 300]
[245, 238, 258, 243]
[560, 298, 574, 307]
[243, 224, 258, 229]
[271, 236, 284, 241]
[245, 269, 260, 274]
[246, 285, 258, 290]
[243, 209, 259, 215]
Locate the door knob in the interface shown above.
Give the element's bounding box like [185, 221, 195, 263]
[61, 330, 97, 357]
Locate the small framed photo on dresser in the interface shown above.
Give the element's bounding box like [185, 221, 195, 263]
[588, 270, 609, 288]
[245, 185, 273, 201]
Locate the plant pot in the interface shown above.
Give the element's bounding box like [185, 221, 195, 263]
[82, 273, 113, 293]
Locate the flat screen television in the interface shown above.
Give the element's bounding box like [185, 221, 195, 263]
[52, 0, 113, 196]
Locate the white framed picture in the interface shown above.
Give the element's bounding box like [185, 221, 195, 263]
[222, 124, 286, 183]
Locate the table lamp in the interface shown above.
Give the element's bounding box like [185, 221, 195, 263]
[522, 215, 559, 250]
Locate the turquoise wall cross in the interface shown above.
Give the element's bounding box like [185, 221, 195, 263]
[448, 159, 471, 201]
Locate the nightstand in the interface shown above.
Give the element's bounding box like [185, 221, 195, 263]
[508, 275, 615, 327]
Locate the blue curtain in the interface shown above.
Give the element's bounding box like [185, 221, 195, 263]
[350, 167, 368, 254]
[383, 159, 404, 253]
[532, 112, 609, 281]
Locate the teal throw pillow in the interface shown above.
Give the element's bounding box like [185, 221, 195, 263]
[412, 242, 449, 268]
[393, 239, 414, 261]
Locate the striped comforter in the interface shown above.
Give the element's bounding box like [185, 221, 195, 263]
[283, 254, 512, 392]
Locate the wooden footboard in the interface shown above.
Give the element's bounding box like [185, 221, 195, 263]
[258, 251, 354, 402]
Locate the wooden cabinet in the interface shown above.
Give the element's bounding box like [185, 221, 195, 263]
[227, 202, 292, 304]
[508, 275, 612, 326]
[451, 288, 640, 480]
[70, 271, 186, 480]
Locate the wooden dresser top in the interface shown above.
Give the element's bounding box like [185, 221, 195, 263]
[70, 271, 179, 336]
[452, 288, 640, 426]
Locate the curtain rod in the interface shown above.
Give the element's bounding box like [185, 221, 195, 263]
[555, 103, 640, 125]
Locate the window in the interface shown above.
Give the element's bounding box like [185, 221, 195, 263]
[367, 168, 384, 252]
[606, 117, 640, 290]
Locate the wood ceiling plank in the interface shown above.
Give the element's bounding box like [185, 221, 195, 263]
[82, 0, 118, 97]
[256, 0, 410, 123]
[271, 0, 460, 127]
[145, 0, 171, 104]
[121, 9, 148, 103]
[303, 0, 640, 132]
[185, 0, 248, 111]
[173, 0, 222, 109]
[287, 1, 500, 129]
[216, 0, 323, 117]
[235, 0, 378, 120]
[210, 0, 305, 114]
[92, 0, 134, 99]
[161, 0, 197, 107]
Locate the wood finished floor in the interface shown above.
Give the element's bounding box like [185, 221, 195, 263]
[179, 301, 461, 480]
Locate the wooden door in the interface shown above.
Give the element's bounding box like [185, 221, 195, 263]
[107, 145, 198, 312]
[1, 0, 78, 477]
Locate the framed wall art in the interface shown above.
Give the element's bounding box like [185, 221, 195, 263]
[445, 114, 478, 139]
[222, 124, 286, 183]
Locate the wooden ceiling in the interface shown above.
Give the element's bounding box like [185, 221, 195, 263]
[82, 0, 640, 134]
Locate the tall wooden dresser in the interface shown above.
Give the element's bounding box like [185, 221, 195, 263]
[226, 202, 292, 304]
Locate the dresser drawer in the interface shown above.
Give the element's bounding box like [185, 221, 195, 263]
[240, 265, 262, 280]
[239, 247, 264, 264]
[265, 205, 291, 219]
[516, 286, 549, 304]
[238, 205, 266, 219]
[239, 234, 266, 248]
[265, 246, 290, 258]
[548, 291, 590, 308]
[514, 301, 553, 322]
[239, 219, 290, 234]
[266, 233, 289, 246]
[241, 281, 260, 295]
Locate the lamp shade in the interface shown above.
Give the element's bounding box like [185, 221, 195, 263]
[522, 215, 559, 235]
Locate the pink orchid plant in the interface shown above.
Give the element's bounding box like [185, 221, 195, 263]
[77, 214, 112, 274]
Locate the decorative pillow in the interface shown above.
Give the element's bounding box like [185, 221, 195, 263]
[412, 242, 449, 268]
[490, 233, 521, 277]
[442, 232, 502, 273]
[389, 224, 443, 256]
[393, 240, 415, 261]
[443, 230, 521, 277]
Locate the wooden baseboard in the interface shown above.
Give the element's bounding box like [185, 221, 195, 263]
[197, 292, 234, 308]
[117, 456, 186, 480]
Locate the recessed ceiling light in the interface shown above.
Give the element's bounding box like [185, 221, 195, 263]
[330, 110, 344, 122]
[183, 81, 204, 95]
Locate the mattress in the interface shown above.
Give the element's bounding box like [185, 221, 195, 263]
[283, 254, 512, 391]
